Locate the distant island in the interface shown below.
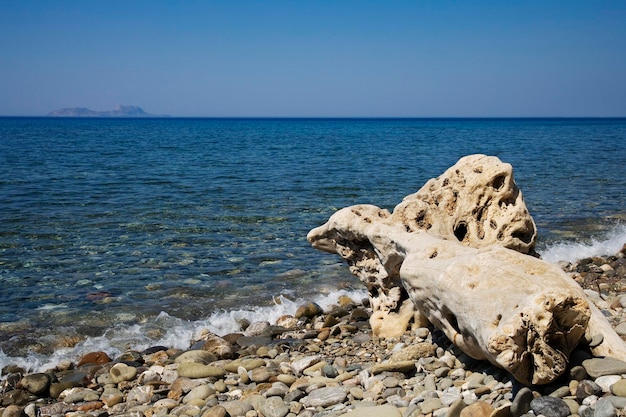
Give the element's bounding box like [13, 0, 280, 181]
[46, 105, 169, 117]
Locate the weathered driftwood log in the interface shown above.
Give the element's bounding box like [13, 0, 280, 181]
[307, 155, 626, 385]
[307, 204, 623, 385]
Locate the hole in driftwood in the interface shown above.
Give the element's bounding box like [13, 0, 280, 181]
[492, 174, 506, 190]
[453, 222, 468, 242]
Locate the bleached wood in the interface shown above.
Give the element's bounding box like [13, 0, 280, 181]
[308, 204, 626, 385]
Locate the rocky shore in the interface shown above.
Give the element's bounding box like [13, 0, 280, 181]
[2, 246, 626, 417]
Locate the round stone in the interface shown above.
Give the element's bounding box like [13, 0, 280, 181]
[201, 405, 228, 417]
[569, 365, 588, 381]
[421, 397, 444, 414]
[595, 397, 617, 417]
[294, 302, 323, 319]
[322, 364, 338, 378]
[301, 387, 347, 408]
[549, 386, 571, 398]
[276, 374, 296, 385]
[2, 405, 23, 417]
[416, 327, 430, 339]
[199, 333, 233, 359]
[260, 396, 290, 417]
[127, 385, 153, 404]
[62, 388, 100, 404]
[576, 379, 603, 400]
[183, 384, 216, 403]
[244, 321, 271, 337]
[350, 387, 364, 400]
[530, 396, 571, 417]
[610, 379, 626, 397]
[20, 373, 51, 395]
[153, 399, 178, 410]
[109, 363, 137, 383]
[77, 351, 111, 366]
[250, 366, 272, 382]
[100, 387, 124, 406]
[291, 355, 320, 375]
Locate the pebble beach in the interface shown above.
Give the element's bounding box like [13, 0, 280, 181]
[2, 246, 626, 417]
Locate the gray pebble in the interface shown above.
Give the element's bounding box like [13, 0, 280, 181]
[260, 396, 290, 417]
[569, 365, 588, 381]
[284, 388, 305, 403]
[20, 373, 51, 396]
[530, 396, 570, 417]
[595, 397, 617, 417]
[605, 395, 626, 409]
[301, 387, 347, 408]
[578, 404, 594, 417]
[576, 379, 602, 400]
[511, 387, 533, 417]
[420, 397, 443, 414]
[582, 357, 626, 378]
[322, 364, 339, 378]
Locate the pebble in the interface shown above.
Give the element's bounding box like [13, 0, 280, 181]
[595, 397, 617, 417]
[614, 322, 626, 336]
[582, 357, 626, 378]
[610, 378, 626, 396]
[291, 356, 320, 375]
[447, 398, 468, 417]
[459, 401, 493, 417]
[109, 363, 138, 383]
[177, 362, 225, 378]
[576, 379, 603, 400]
[19, 373, 51, 395]
[301, 387, 347, 407]
[261, 396, 290, 417]
[371, 360, 415, 374]
[530, 396, 571, 417]
[595, 375, 620, 393]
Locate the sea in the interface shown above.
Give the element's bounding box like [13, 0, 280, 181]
[1, 117, 625, 373]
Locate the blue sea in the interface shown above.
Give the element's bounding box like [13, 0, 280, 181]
[1, 117, 625, 372]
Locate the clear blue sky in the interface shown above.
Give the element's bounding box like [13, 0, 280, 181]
[1, 1, 625, 117]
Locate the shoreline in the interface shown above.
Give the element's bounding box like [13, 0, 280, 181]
[2, 221, 625, 368]
[2, 246, 626, 417]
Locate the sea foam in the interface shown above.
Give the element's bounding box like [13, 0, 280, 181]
[0, 288, 368, 374]
[540, 223, 626, 264]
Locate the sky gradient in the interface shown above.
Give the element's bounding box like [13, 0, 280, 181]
[1, 1, 625, 117]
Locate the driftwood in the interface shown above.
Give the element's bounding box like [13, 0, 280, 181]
[393, 154, 537, 255]
[307, 155, 626, 385]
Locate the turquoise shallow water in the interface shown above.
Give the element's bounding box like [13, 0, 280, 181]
[0, 117, 625, 362]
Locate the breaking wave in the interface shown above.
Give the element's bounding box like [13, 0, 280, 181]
[540, 223, 626, 264]
[0, 288, 368, 375]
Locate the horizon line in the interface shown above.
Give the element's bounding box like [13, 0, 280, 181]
[2, 115, 626, 120]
